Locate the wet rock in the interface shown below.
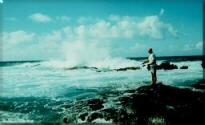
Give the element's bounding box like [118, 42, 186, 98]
[118, 96, 133, 106]
[63, 117, 73, 124]
[202, 59, 205, 69]
[114, 67, 140, 71]
[87, 98, 104, 110]
[75, 83, 205, 125]
[101, 108, 129, 123]
[134, 84, 205, 125]
[115, 83, 205, 124]
[101, 108, 118, 121]
[87, 112, 103, 122]
[147, 116, 166, 125]
[117, 109, 129, 123]
[64, 66, 98, 70]
[191, 79, 205, 89]
[102, 108, 117, 116]
[180, 66, 188, 69]
[79, 112, 88, 121]
[156, 61, 178, 70]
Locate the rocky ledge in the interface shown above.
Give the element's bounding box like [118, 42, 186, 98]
[63, 61, 189, 72]
[73, 82, 205, 125]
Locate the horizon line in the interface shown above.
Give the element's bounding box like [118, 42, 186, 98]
[0, 55, 204, 62]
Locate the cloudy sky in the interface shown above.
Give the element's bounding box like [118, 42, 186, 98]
[1, 0, 203, 61]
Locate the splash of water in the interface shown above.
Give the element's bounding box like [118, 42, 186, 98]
[42, 41, 140, 69]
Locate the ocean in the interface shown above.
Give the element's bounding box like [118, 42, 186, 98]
[0, 56, 203, 123]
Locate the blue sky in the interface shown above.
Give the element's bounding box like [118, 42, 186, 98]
[1, 0, 203, 61]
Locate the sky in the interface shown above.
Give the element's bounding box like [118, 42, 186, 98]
[1, 0, 203, 61]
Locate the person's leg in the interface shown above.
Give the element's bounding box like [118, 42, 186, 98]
[151, 72, 154, 85]
[154, 69, 157, 84]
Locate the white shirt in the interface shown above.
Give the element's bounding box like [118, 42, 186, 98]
[148, 53, 156, 65]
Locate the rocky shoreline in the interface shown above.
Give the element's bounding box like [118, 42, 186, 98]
[62, 80, 205, 125]
[64, 61, 189, 72]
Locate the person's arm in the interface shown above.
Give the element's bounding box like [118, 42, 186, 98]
[146, 59, 154, 65]
[142, 59, 149, 64]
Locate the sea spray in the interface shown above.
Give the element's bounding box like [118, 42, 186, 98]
[42, 41, 141, 69]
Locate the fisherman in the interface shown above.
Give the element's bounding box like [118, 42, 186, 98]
[143, 48, 157, 85]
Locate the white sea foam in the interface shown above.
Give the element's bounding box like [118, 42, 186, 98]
[92, 118, 113, 123]
[0, 111, 34, 123]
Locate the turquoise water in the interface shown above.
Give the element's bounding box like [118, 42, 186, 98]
[0, 59, 203, 123]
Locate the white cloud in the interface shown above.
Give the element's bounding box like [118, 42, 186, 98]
[75, 17, 136, 39]
[183, 41, 203, 51]
[70, 14, 178, 40]
[74, 24, 88, 39]
[3, 29, 65, 61]
[3, 30, 35, 44]
[137, 15, 177, 39]
[131, 43, 147, 52]
[62, 26, 74, 40]
[74, 14, 178, 40]
[108, 15, 121, 21]
[39, 31, 62, 43]
[90, 20, 112, 38]
[3, 13, 178, 61]
[56, 16, 70, 22]
[29, 13, 71, 23]
[78, 16, 94, 24]
[137, 16, 163, 39]
[29, 13, 52, 23]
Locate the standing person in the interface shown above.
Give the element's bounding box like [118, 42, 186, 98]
[143, 48, 157, 85]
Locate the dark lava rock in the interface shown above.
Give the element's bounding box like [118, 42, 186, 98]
[202, 59, 205, 69]
[156, 61, 178, 70]
[101, 108, 119, 122]
[87, 112, 103, 122]
[114, 67, 140, 71]
[180, 65, 188, 69]
[127, 83, 205, 125]
[87, 98, 104, 110]
[86, 108, 129, 124]
[111, 83, 205, 125]
[65, 66, 98, 70]
[191, 79, 205, 89]
[76, 83, 205, 125]
[79, 112, 88, 121]
[63, 117, 73, 124]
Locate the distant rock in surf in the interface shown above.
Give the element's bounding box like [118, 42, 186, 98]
[64, 66, 141, 72]
[157, 61, 178, 70]
[114, 66, 140, 71]
[64, 66, 97, 70]
[180, 65, 188, 69]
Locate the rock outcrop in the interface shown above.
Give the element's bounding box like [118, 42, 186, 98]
[156, 61, 178, 70]
[75, 83, 205, 125]
[180, 65, 188, 69]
